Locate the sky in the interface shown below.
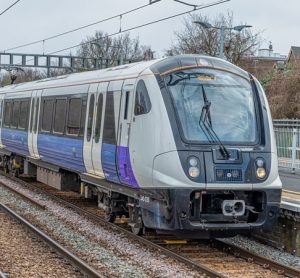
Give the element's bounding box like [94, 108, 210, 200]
[0, 0, 299, 59]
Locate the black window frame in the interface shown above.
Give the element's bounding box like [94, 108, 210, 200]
[41, 97, 55, 133]
[124, 91, 130, 120]
[3, 100, 12, 128]
[30, 98, 35, 133]
[53, 97, 67, 135]
[0, 99, 4, 128]
[94, 93, 103, 143]
[18, 100, 30, 130]
[11, 100, 21, 128]
[66, 97, 82, 136]
[86, 94, 95, 142]
[34, 98, 40, 134]
[79, 95, 87, 137]
[134, 80, 151, 116]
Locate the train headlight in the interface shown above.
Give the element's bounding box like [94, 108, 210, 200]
[256, 158, 264, 167]
[256, 167, 266, 179]
[188, 166, 200, 178]
[188, 157, 198, 167]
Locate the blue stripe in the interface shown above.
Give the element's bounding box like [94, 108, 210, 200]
[37, 134, 85, 172]
[2, 128, 29, 156]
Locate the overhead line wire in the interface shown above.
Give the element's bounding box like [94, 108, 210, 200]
[2, 0, 162, 52]
[47, 0, 230, 55]
[0, 0, 21, 16]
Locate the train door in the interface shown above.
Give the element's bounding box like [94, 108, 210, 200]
[117, 79, 135, 185]
[84, 83, 108, 176]
[0, 94, 5, 148]
[83, 84, 98, 175]
[100, 80, 123, 183]
[28, 90, 42, 158]
[90, 82, 108, 176]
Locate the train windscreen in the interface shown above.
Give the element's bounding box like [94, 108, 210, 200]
[166, 68, 258, 144]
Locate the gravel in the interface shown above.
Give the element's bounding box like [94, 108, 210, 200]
[0, 208, 83, 278]
[0, 176, 205, 278]
[223, 234, 300, 269]
[2, 174, 300, 276]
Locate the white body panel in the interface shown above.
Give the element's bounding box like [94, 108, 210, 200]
[28, 90, 42, 158]
[83, 83, 98, 175]
[91, 82, 108, 176]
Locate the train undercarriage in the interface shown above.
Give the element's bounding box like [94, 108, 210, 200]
[0, 152, 281, 238]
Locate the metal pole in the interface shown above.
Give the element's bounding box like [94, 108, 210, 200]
[291, 128, 297, 173]
[219, 26, 225, 59]
[119, 48, 124, 65]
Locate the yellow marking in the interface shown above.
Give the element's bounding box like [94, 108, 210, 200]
[161, 65, 198, 76]
[164, 239, 187, 245]
[197, 75, 216, 81]
[80, 182, 85, 196]
[114, 216, 129, 224]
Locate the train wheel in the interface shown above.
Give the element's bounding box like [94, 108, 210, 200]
[128, 201, 144, 235]
[131, 215, 144, 235]
[105, 212, 116, 223]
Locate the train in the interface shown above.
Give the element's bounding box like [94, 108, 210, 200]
[0, 54, 282, 238]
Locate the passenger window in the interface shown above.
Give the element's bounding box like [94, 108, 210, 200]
[79, 96, 87, 137]
[53, 98, 66, 134]
[67, 98, 81, 136]
[134, 80, 151, 115]
[11, 101, 20, 128]
[41, 99, 54, 132]
[94, 94, 103, 143]
[3, 101, 12, 127]
[34, 98, 40, 134]
[19, 100, 29, 130]
[87, 94, 95, 142]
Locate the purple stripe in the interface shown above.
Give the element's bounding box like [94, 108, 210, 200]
[117, 146, 139, 188]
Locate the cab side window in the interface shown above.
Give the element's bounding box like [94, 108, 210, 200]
[134, 80, 151, 115]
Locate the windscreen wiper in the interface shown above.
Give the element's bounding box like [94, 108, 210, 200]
[167, 71, 214, 86]
[199, 85, 230, 160]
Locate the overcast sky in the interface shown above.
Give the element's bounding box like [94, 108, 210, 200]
[0, 0, 299, 58]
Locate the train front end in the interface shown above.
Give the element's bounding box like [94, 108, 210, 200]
[142, 55, 281, 238]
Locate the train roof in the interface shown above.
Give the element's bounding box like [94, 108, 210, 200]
[0, 55, 250, 94]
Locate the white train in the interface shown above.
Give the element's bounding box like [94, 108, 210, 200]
[0, 55, 282, 238]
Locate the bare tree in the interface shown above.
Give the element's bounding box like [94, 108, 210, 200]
[0, 68, 46, 87]
[166, 12, 261, 64]
[77, 31, 153, 68]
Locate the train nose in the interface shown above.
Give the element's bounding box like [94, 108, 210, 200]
[152, 151, 206, 188]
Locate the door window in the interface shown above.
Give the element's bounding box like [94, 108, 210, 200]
[134, 80, 151, 115]
[86, 94, 95, 142]
[94, 94, 103, 143]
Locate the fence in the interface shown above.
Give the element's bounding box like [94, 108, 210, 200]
[273, 119, 300, 172]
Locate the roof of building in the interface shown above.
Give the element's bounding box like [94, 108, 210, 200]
[288, 46, 300, 62]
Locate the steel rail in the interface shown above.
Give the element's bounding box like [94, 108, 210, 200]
[0, 181, 45, 209]
[0, 203, 104, 278]
[213, 239, 300, 278]
[33, 183, 300, 277]
[3, 172, 300, 277]
[0, 172, 224, 278]
[0, 270, 7, 278]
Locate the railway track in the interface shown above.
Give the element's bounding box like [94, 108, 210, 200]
[1, 172, 299, 278]
[0, 201, 103, 278]
[0, 270, 7, 278]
